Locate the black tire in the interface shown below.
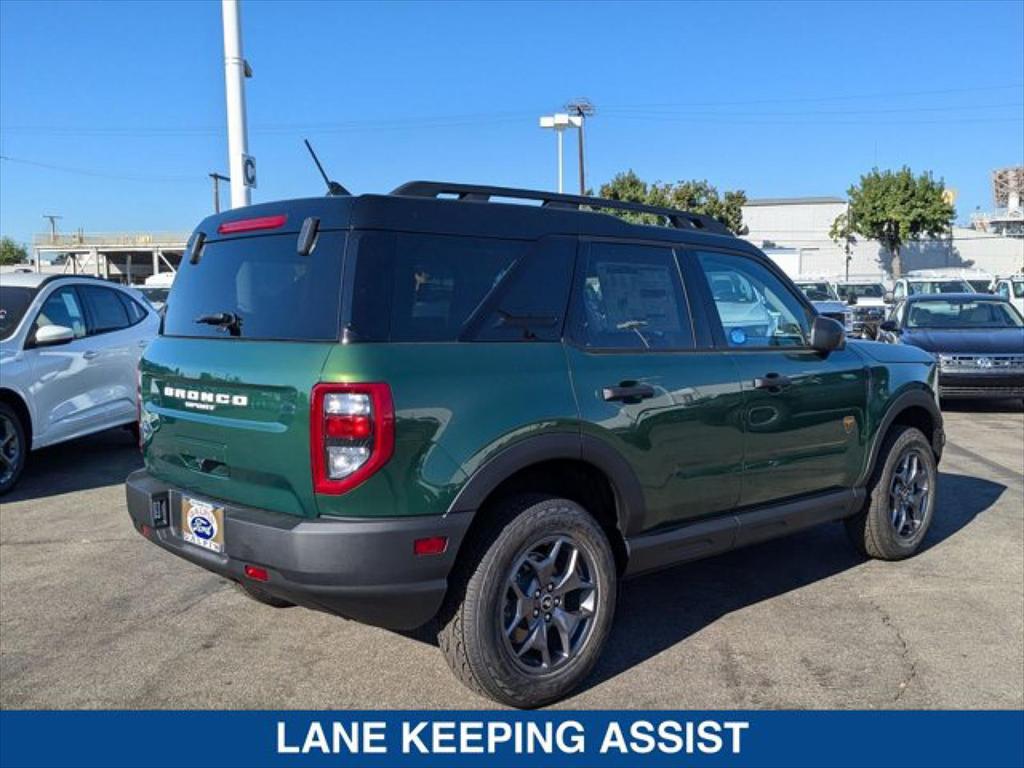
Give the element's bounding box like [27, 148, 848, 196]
[438, 495, 617, 708]
[845, 425, 937, 560]
[234, 580, 295, 608]
[0, 403, 27, 496]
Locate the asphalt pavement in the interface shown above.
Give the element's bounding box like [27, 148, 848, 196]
[1, 403, 1021, 709]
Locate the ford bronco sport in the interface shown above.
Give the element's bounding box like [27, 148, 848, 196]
[127, 182, 944, 707]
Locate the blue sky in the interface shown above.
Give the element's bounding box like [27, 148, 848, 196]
[1, 0, 1022, 245]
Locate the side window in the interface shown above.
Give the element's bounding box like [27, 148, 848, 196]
[695, 250, 811, 348]
[117, 292, 149, 325]
[894, 282, 906, 299]
[997, 282, 1010, 299]
[571, 242, 694, 350]
[34, 287, 87, 339]
[80, 285, 130, 334]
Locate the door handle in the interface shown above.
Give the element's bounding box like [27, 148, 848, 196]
[753, 372, 792, 391]
[83, 350, 100, 360]
[602, 383, 656, 402]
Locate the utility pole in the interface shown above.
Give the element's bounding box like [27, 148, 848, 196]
[844, 202, 853, 281]
[209, 173, 230, 213]
[42, 214, 62, 243]
[222, 0, 252, 208]
[565, 98, 595, 196]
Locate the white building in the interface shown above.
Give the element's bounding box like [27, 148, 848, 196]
[741, 197, 1024, 279]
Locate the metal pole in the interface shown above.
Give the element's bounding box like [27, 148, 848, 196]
[577, 117, 585, 195]
[222, 0, 250, 209]
[209, 173, 229, 213]
[556, 129, 564, 194]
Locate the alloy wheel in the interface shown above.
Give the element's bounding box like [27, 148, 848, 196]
[889, 447, 930, 540]
[0, 414, 21, 487]
[500, 535, 598, 674]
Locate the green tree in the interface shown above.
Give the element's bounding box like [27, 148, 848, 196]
[0, 237, 29, 266]
[598, 170, 748, 234]
[835, 167, 954, 278]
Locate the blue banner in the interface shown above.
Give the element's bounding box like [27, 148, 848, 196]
[1, 710, 1022, 768]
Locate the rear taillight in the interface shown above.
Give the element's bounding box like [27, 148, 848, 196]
[311, 383, 394, 494]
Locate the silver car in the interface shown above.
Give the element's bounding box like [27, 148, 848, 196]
[0, 273, 160, 493]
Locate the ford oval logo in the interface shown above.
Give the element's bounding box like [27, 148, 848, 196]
[187, 511, 216, 540]
[976, 357, 993, 369]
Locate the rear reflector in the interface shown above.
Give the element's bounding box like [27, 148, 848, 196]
[140, 524, 152, 539]
[244, 564, 269, 582]
[414, 536, 448, 556]
[218, 214, 288, 234]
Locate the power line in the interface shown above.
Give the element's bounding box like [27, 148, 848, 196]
[0, 155, 201, 183]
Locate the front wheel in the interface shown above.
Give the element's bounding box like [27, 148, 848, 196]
[0, 403, 27, 496]
[846, 425, 937, 560]
[438, 495, 617, 708]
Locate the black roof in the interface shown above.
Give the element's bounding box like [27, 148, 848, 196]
[194, 181, 751, 253]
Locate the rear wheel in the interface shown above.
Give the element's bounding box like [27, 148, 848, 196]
[0, 403, 27, 496]
[846, 425, 937, 560]
[438, 495, 617, 708]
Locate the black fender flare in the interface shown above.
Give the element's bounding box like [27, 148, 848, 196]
[858, 388, 944, 487]
[446, 432, 645, 536]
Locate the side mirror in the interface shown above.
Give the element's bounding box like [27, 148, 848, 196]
[810, 315, 845, 354]
[883, 291, 895, 303]
[879, 319, 899, 334]
[33, 324, 75, 347]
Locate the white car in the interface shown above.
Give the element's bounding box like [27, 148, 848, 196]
[0, 274, 159, 493]
[890, 270, 977, 301]
[992, 274, 1024, 316]
[832, 276, 889, 338]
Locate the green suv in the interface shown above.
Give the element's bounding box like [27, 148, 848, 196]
[127, 182, 944, 707]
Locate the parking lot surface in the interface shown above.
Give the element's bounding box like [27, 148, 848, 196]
[1, 404, 1021, 710]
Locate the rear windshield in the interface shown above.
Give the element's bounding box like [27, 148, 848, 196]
[162, 232, 346, 341]
[836, 283, 884, 299]
[0, 286, 38, 341]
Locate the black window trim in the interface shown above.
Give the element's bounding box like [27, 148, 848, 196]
[565, 236, 701, 355]
[114, 289, 150, 329]
[681, 244, 819, 353]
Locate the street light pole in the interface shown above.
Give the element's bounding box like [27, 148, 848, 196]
[565, 98, 595, 196]
[222, 0, 251, 209]
[209, 173, 230, 213]
[539, 113, 581, 194]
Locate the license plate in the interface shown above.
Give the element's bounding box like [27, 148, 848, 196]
[181, 496, 225, 554]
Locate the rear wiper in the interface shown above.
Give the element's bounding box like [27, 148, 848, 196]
[195, 312, 243, 337]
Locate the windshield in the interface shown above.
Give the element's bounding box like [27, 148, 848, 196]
[796, 282, 836, 302]
[162, 232, 346, 341]
[907, 279, 972, 295]
[0, 286, 38, 341]
[967, 280, 991, 292]
[1013, 281, 1024, 299]
[836, 283, 884, 300]
[907, 300, 1024, 328]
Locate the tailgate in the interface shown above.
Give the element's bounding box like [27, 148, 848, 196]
[141, 337, 332, 517]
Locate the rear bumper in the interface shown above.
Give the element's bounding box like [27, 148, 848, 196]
[125, 470, 471, 630]
[939, 373, 1024, 399]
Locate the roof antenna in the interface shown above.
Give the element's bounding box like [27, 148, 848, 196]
[304, 139, 350, 196]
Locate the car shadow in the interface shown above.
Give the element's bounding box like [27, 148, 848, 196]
[2, 427, 143, 504]
[576, 470, 1004, 694]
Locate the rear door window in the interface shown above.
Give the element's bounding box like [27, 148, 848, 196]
[570, 242, 695, 350]
[80, 285, 131, 334]
[162, 232, 346, 341]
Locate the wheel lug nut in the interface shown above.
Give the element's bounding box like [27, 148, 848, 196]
[533, 609, 539, 617]
[534, 590, 541, 598]
[545, 613, 551, 621]
[547, 583, 554, 591]
[554, 598, 560, 605]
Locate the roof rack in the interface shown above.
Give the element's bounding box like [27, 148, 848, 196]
[390, 181, 734, 236]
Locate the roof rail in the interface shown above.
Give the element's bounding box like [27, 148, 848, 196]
[390, 181, 734, 236]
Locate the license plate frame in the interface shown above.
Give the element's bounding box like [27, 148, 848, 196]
[180, 495, 226, 554]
